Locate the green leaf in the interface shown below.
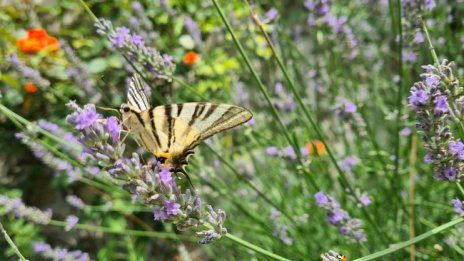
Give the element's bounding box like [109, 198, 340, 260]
[88, 58, 108, 73]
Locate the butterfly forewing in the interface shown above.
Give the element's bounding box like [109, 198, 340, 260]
[127, 73, 150, 112]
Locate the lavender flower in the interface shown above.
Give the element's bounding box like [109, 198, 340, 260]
[269, 208, 293, 245]
[15, 126, 84, 182]
[265, 8, 278, 21]
[67, 102, 227, 244]
[334, 98, 366, 135]
[7, 53, 50, 88]
[452, 199, 464, 215]
[33, 242, 90, 261]
[66, 195, 85, 210]
[61, 41, 99, 102]
[95, 18, 175, 81]
[184, 16, 202, 46]
[315, 191, 366, 243]
[266, 146, 279, 156]
[0, 195, 52, 224]
[400, 127, 412, 136]
[65, 215, 79, 231]
[339, 156, 359, 172]
[325, 14, 347, 33]
[409, 60, 464, 182]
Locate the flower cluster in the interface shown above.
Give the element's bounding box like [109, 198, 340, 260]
[345, 188, 372, 208]
[33, 242, 90, 261]
[315, 191, 366, 243]
[304, 1, 358, 59]
[129, 2, 156, 41]
[0, 195, 52, 225]
[65, 215, 79, 231]
[401, 0, 436, 63]
[15, 120, 89, 182]
[273, 82, 296, 113]
[61, 41, 100, 102]
[266, 145, 308, 161]
[269, 208, 292, 245]
[184, 16, 203, 47]
[333, 98, 366, 136]
[409, 60, 464, 182]
[452, 199, 463, 216]
[95, 18, 175, 81]
[66, 102, 227, 244]
[66, 195, 85, 210]
[339, 156, 359, 173]
[16, 28, 60, 53]
[7, 53, 50, 88]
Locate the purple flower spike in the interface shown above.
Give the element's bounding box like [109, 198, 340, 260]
[106, 116, 122, 143]
[164, 200, 181, 216]
[159, 166, 173, 186]
[452, 199, 463, 215]
[435, 96, 448, 113]
[315, 192, 329, 207]
[409, 89, 429, 106]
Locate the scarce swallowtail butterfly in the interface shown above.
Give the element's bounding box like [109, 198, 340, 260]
[120, 73, 253, 177]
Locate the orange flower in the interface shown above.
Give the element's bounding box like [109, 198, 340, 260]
[24, 83, 38, 93]
[17, 28, 60, 54]
[306, 140, 325, 156]
[183, 51, 198, 65]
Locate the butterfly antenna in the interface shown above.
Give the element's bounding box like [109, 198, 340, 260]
[96, 106, 120, 115]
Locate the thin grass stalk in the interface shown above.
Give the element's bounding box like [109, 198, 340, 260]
[243, 2, 387, 245]
[408, 136, 418, 261]
[390, 0, 405, 204]
[210, 0, 317, 199]
[47, 220, 188, 240]
[0, 222, 27, 261]
[224, 233, 292, 261]
[353, 217, 464, 261]
[204, 145, 296, 224]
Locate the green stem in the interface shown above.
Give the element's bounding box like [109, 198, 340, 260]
[172, 76, 208, 100]
[224, 233, 291, 261]
[210, 0, 312, 193]
[353, 217, 464, 261]
[392, 0, 404, 194]
[420, 17, 440, 69]
[47, 220, 190, 240]
[205, 145, 295, 224]
[457, 183, 464, 198]
[242, 2, 386, 245]
[0, 221, 27, 261]
[79, 0, 98, 22]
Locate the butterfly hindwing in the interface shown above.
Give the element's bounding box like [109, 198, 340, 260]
[150, 103, 252, 149]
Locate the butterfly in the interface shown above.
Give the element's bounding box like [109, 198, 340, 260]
[320, 250, 348, 261]
[120, 73, 253, 178]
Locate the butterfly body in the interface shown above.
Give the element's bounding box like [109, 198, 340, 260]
[120, 74, 252, 174]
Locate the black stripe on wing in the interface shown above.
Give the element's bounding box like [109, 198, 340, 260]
[128, 73, 150, 111]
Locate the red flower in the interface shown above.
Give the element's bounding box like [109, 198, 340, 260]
[24, 83, 38, 93]
[17, 28, 60, 54]
[183, 51, 198, 65]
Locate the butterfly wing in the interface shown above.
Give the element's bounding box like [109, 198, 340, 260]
[148, 103, 252, 170]
[127, 73, 150, 112]
[152, 102, 252, 148]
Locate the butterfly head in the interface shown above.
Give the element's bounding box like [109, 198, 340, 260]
[119, 103, 140, 128]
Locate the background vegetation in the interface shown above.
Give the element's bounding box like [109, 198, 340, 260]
[1, 0, 464, 260]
